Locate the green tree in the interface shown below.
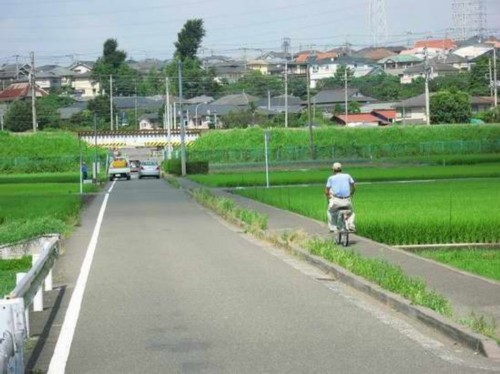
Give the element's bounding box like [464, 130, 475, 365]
[4, 101, 32, 132]
[92, 38, 140, 96]
[87, 95, 116, 124]
[469, 56, 492, 96]
[174, 19, 205, 61]
[430, 73, 470, 93]
[222, 70, 282, 97]
[430, 90, 471, 124]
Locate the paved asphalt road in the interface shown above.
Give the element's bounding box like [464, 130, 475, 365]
[37, 178, 500, 373]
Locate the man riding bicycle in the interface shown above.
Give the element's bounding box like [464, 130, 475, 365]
[325, 162, 356, 234]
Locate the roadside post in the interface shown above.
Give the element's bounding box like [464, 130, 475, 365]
[264, 130, 271, 188]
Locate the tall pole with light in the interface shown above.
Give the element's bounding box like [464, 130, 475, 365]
[178, 60, 186, 176]
[424, 46, 431, 125]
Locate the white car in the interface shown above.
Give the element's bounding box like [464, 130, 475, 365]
[138, 160, 161, 179]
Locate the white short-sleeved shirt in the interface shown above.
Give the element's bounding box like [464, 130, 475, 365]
[326, 173, 354, 198]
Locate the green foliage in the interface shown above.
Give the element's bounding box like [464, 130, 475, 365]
[86, 95, 116, 124]
[191, 188, 268, 232]
[188, 163, 500, 187]
[0, 257, 32, 297]
[305, 238, 452, 316]
[430, 90, 471, 124]
[187, 161, 209, 174]
[222, 70, 283, 97]
[0, 132, 107, 173]
[165, 57, 221, 99]
[4, 100, 32, 132]
[187, 125, 500, 164]
[162, 159, 209, 175]
[174, 19, 206, 61]
[469, 56, 491, 96]
[92, 38, 140, 96]
[0, 183, 90, 245]
[419, 249, 500, 281]
[163, 159, 182, 175]
[234, 179, 500, 245]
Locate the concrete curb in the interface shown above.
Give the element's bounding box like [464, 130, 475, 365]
[275, 238, 500, 361]
[180, 181, 500, 361]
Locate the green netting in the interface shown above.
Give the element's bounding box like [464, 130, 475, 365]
[187, 139, 500, 165]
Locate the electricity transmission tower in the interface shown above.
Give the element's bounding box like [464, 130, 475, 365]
[369, 0, 388, 46]
[452, 0, 487, 41]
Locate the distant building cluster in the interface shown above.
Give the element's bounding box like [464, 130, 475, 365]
[0, 35, 498, 128]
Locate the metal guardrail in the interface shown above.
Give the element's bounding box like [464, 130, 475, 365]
[0, 234, 60, 374]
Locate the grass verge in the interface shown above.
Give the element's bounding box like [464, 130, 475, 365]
[418, 248, 500, 282]
[186, 185, 499, 342]
[0, 256, 31, 297]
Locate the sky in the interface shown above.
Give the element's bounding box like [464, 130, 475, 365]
[1, 0, 499, 67]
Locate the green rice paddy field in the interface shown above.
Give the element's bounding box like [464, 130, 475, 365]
[0, 183, 97, 245]
[234, 179, 500, 246]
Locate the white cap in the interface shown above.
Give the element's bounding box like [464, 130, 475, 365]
[332, 162, 342, 171]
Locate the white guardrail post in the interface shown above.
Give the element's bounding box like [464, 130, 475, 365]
[0, 234, 59, 374]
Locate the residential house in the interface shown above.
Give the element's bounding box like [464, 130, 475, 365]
[452, 44, 494, 62]
[432, 53, 470, 71]
[393, 93, 495, 124]
[0, 63, 31, 89]
[138, 113, 161, 130]
[309, 56, 381, 89]
[127, 59, 167, 75]
[211, 61, 247, 83]
[393, 93, 429, 123]
[400, 60, 459, 84]
[68, 61, 99, 97]
[331, 113, 387, 127]
[257, 94, 303, 114]
[246, 59, 271, 75]
[353, 47, 395, 62]
[377, 55, 423, 77]
[210, 93, 259, 106]
[311, 88, 377, 110]
[0, 82, 48, 103]
[35, 65, 75, 91]
[57, 100, 87, 120]
[400, 39, 457, 59]
[471, 96, 495, 113]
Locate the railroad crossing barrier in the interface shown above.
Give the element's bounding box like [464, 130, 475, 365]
[78, 129, 201, 148]
[0, 235, 60, 374]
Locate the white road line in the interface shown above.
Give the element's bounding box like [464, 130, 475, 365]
[47, 183, 113, 374]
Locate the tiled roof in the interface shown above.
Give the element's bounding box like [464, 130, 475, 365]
[211, 93, 260, 106]
[0, 83, 48, 102]
[378, 55, 423, 64]
[403, 61, 459, 74]
[414, 39, 456, 50]
[372, 109, 396, 120]
[334, 113, 381, 124]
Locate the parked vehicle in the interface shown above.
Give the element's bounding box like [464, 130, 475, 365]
[139, 160, 160, 179]
[109, 157, 131, 180]
[129, 159, 141, 173]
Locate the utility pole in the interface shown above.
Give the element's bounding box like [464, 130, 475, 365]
[282, 37, 291, 128]
[30, 52, 37, 132]
[306, 55, 314, 159]
[344, 66, 348, 122]
[424, 47, 431, 125]
[14, 54, 20, 80]
[109, 75, 114, 130]
[489, 58, 493, 99]
[166, 77, 172, 159]
[494, 46, 498, 108]
[178, 60, 186, 176]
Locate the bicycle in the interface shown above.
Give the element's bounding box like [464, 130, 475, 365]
[333, 207, 352, 247]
